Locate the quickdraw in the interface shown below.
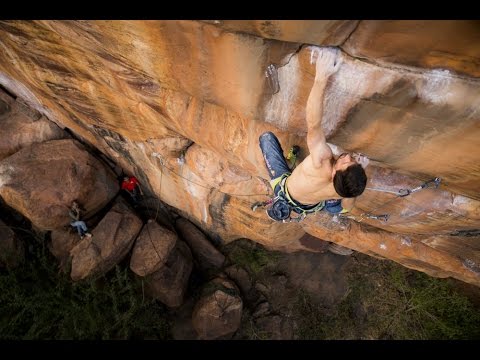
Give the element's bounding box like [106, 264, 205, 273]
[397, 177, 441, 197]
[252, 198, 273, 212]
[357, 177, 442, 222]
[363, 214, 390, 222]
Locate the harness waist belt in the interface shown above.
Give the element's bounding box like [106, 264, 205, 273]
[271, 174, 325, 214]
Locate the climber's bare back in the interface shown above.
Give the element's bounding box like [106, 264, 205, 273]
[286, 151, 337, 205]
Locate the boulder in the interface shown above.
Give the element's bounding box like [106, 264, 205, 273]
[0, 90, 66, 161]
[0, 139, 119, 230]
[175, 217, 225, 273]
[192, 277, 243, 339]
[70, 200, 143, 281]
[130, 219, 178, 277]
[145, 240, 193, 308]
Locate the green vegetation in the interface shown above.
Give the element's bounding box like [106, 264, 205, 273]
[0, 237, 171, 339]
[294, 256, 480, 339]
[226, 240, 280, 278]
[2, 222, 479, 340]
[244, 318, 271, 340]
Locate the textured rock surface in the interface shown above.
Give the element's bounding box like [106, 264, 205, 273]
[70, 199, 143, 281]
[0, 20, 479, 286]
[145, 240, 193, 308]
[192, 277, 243, 340]
[175, 217, 225, 272]
[342, 20, 480, 78]
[201, 20, 359, 46]
[0, 139, 119, 230]
[0, 90, 66, 160]
[50, 228, 82, 269]
[130, 219, 178, 277]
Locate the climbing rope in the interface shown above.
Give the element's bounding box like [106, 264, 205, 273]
[151, 152, 465, 229]
[154, 154, 271, 198]
[344, 177, 442, 223]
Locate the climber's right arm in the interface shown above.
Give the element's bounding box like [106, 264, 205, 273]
[306, 48, 342, 168]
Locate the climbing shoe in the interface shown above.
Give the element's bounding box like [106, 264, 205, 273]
[286, 145, 300, 169]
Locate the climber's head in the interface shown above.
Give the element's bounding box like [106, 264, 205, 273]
[333, 153, 367, 198]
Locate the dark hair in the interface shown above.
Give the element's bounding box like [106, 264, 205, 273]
[333, 163, 367, 198]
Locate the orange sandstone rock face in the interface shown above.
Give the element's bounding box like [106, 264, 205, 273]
[201, 20, 359, 46]
[0, 20, 479, 286]
[342, 20, 480, 78]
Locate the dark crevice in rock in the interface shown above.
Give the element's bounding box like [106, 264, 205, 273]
[277, 43, 305, 68]
[451, 229, 480, 237]
[339, 20, 361, 47]
[338, 46, 480, 84]
[63, 127, 122, 177]
[0, 83, 17, 100]
[182, 140, 195, 156]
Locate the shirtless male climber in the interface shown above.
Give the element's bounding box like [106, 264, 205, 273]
[259, 48, 369, 222]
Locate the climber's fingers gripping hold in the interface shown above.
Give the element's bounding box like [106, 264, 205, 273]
[314, 47, 343, 78]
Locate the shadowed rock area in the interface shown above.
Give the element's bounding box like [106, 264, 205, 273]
[144, 240, 193, 308]
[175, 217, 225, 274]
[192, 276, 243, 340]
[0, 218, 24, 268]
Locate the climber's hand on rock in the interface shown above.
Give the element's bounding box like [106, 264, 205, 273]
[353, 153, 370, 169]
[313, 47, 342, 80]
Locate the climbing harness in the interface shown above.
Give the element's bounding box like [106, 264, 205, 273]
[252, 173, 325, 223]
[353, 177, 442, 223]
[252, 145, 353, 223]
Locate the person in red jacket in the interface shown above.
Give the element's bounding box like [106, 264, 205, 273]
[121, 175, 144, 204]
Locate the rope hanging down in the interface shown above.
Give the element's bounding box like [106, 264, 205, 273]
[154, 154, 271, 198]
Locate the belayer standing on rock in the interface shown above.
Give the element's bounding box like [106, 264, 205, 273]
[258, 48, 369, 222]
[121, 175, 144, 205]
[69, 200, 92, 239]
